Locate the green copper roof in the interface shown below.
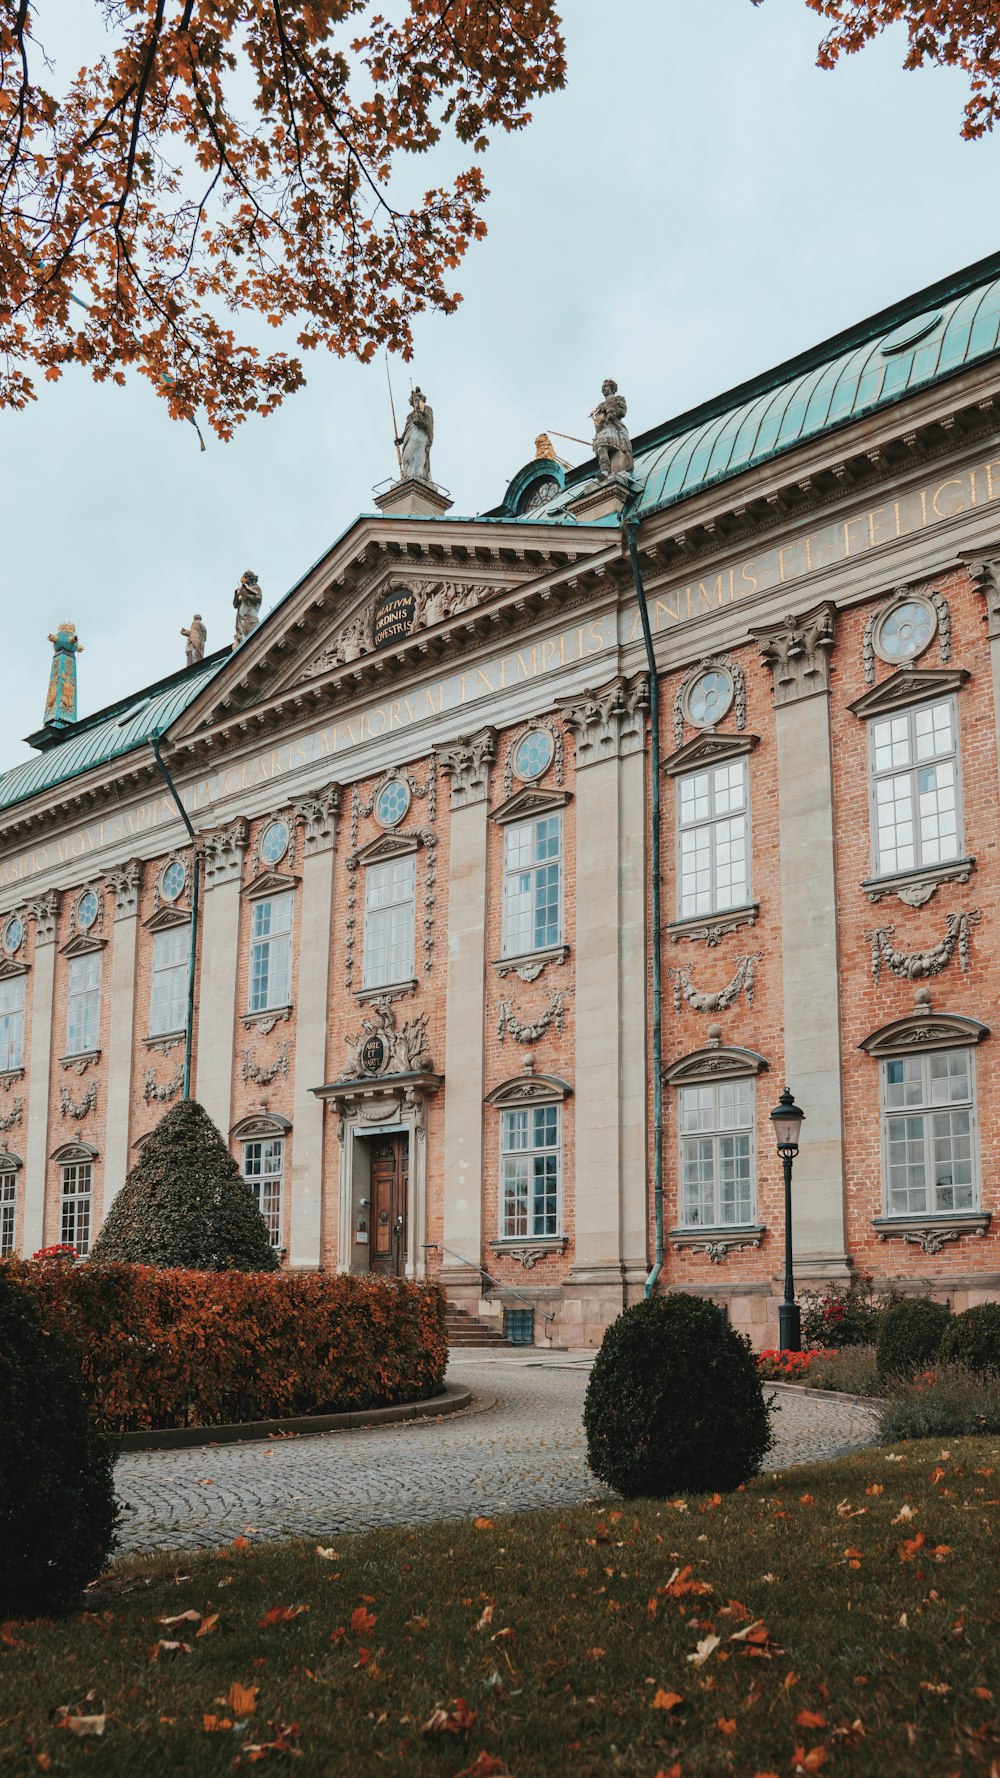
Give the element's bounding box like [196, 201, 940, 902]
[0, 655, 225, 815]
[519, 250, 1000, 526]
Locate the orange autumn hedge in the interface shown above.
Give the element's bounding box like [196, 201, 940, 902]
[2, 1261, 448, 1434]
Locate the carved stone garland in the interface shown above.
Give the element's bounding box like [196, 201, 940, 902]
[420, 828, 438, 975]
[0, 1096, 24, 1133]
[502, 718, 564, 797]
[497, 992, 565, 1044]
[60, 1081, 98, 1120]
[673, 655, 747, 747]
[143, 1060, 185, 1103]
[240, 1041, 291, 1087]
[862, 585, 952, 686]
[669, 953, 761, 1016]
[864, 910, 980, 985]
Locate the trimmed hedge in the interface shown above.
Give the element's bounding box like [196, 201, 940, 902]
[0, 1269, 117, 1613]
[940, 1303, 1000, 1376]
[875, 1295, 950, 1381]
[3, 1262, 448, 1434]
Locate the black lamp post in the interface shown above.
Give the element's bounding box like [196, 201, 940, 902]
[770, 1086, 805, 1352]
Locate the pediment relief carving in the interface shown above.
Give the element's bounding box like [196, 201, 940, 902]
[50, 1140, 99, 1164]
[859, 1010, 989, 1058]
[230, 1112, 292, 1140]
[0, 957, 27, 981]
[663, 1045, 768, 1085]
[848, 666, 969, 720]
[59, 933, 107, 959]
[662, 731, 759, 778]
[0, 1148, 23, 1172]
[144, 905, 191, 933]
[485, 1069, 572, 1107]
[353, 831, 423, 866]
[242, 868, 298, 902]
[492, 785, 570, 825]
[293, 574, 513, 687]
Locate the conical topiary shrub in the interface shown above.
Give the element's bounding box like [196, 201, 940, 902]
[91, 1098, 279, 1271]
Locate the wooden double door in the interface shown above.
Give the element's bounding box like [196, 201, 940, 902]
[369, 1135, 409, 1277]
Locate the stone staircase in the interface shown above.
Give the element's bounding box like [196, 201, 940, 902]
[445, 1304, 513, 1349]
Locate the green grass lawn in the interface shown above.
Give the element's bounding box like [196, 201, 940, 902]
[3, 1438, 999, 1777]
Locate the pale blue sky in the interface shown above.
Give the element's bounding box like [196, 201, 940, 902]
[2, 0, 998, 772]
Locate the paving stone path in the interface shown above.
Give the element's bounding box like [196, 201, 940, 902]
[114, 1354, 882, 1556]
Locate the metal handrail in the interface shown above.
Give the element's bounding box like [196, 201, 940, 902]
[423, 1243, 556, 1339]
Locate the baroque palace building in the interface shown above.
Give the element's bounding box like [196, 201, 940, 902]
[4, 252, 1000, 1347]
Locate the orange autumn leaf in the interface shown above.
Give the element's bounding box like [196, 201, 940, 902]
[797, 1709, 828, 1730]
[421, 1698, 477, 1735]
[454, 1756, 513, 1778]
[792, 1747, 829, 1773]
[474, 1518, 495, 1531]
[259, 1605, 308, 1626]
[350, 1606, 377, 1636]
[654, 1768, 683, 1778]
[716, 1716, 737, 1739]
[221, 1682, 257, 1717]
[899, 1534, 926, 1561]
[651, 1689, 684, 1712]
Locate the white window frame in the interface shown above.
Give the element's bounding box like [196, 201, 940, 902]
[880, 1048, 979, 1219]
[500, 1102, 561, 1239]
[248, 893, 294, 1014]
[677, 1077, 756, 1229]
[0, 1171, 16, 1256]
[66, 952, 101, 1056]
[150, 924, 189, 1036]
[242, 1137, 284, 1248]
[0, 973, 25, 1073]
[60, 1161, 92, 1256]
[363, 854, 416, 989]
[501, 813, 563, 958]
[676, 757, 750, 920]
[868, 695, 962, 880]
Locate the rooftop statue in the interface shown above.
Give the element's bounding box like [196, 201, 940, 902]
[233, 571, 262, 648]
[181, 613, 207, 666]
[397, 386, 434, 484]
[591, 378, 633, 480]
[534, 432, 557, 460]
[44, 622, 83, 728]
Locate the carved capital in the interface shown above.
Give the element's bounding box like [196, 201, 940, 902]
[26, 890, 58, 946]
[293, 781, 341, 855]
[107, 858, 141, 920]
[437, 726, 497, 809]
[751, 601, 836, 705]
[202, 819, 248, 888]
[965, 551, 1000, 638]
[558, 673, 648, 767]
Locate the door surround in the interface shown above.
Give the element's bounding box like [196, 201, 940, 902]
[313, 1071, 440, 1277]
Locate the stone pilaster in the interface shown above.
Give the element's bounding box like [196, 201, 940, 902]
[558, 675, 649, 1341]
[194, 821, 247, 1135]
[751, 604, 848, 1274]
[102, 861, 141, 1213]
[22, 890, 58, 1254]
[287, 784, 339, 1267]
[966, 551, 1000, 798]
[436, 727, 496, 1304]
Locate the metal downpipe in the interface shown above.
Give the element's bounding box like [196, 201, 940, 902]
[624, 517, 665, 1297]
[150, 737, 199, 1101]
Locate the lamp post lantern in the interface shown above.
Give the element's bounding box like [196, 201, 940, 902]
[770, 1086, 805, 1352]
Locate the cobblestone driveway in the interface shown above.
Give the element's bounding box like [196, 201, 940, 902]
[114, 1354, 881, 1556]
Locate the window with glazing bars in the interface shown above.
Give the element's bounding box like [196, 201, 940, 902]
[0, 974, 25, 1073]
[502, 815, 562, 956]
[61, 1162, 92, 1256]
[150, 924, 189, 1035]
[363, 855, 415, 988]
[882, 1049, 976, 1217]
[500, 1104, 560, 1238]
[0, 1173, 15, 1256]
[242, 1138, 283, 1247]
[248, 894, 293, 1013]
[66, 953, 101, 1055]
[870, 698, 960, 877]
[679, 1078, 755, 1227]
[677, 761, 748, 919]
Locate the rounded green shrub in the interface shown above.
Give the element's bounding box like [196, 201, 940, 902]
[875, 1295, 950, 1381]
[939, 1302, 1000, 1376]
[583, 1292, 772, 1498]
[91, 1097, 279, 1271]
[0, 1268, 117, 1614]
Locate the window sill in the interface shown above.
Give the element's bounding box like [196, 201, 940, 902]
[667, 905, 759, 947]
[0, 1067, 25, 1087]
[144, 1029, 186, 1050]
[489, 1237, 567, 1269]
[872, 1212, 991, 1256]
[670, 1223, 766, 1263]
[355, 979, 417, 1004]
[492, 944, 569, 982]
[862, 857, 974, 909]
[59, 1050, 101, 1073]
[241, 1005, 293, 1034]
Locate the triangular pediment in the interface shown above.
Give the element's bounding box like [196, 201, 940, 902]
[242, 868, 298, 901]
[849, 667, 969, 720]
[662, 731, 759, 778]
[354, 831, 422, 865]
[59, 933, 106, 958]
[492, 786, 570, 826]
[143, 905, 191, 933]
[0, 957, 27, 980]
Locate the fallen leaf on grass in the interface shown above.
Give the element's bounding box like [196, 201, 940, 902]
[899, 1534, 926, 1562]
[844, 1546, 863, 1569]
[406, 1615, 430, 1632]
[202, 1715, 233, 1733]
[651, 1689, 684, 1711]
[147, 1639, 192, 1660]
[243, 1722, 301, 1761]
[686, 1634, 720, 1666]
[892, 1505, 917, 1524]
[716, 1716, 737, 1739]
[53, 1709, 106, 1738]
[157, 1610, 202, 1627]
[930, 1467, 946, 1485]
[259, 1605, 309, 1626]
[220, 1682, 258, 1716]
[865, 1483, 884, 1497]
[792, 1746, 828, 1773]
[661, 1564, 713, 1598]
[421, 1698, 477, 1735]
[475, 1602, 494, 1632]
[920, 1681, 951, 1696]
[196, 1613, 219, 1638]
[474, 1518, 494, 1531]
[454, 1756, 513, 1778]
[315, 1547, 339, 1561]
[350, 1606, 377, 1636]
[797, 1710, 828, 1730]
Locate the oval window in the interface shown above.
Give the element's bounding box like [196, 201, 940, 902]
[260, 819, 290, 865]
[160, 859, 187, 902]
[513, 728, 555, 781]
[375, 779, 411, 828]
[684, 667, 734, 729]
[76, 889, 99, 931]
[874, 598, 936, 665]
